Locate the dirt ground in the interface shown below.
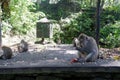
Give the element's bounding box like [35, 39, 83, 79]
[1, 34, 120, 62]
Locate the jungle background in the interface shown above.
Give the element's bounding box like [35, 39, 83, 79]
[1, 0, 120, 48]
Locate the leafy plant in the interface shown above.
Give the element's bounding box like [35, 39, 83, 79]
[100, 21, 120, 48]
[2, 0, 44, 35]
[55, 13, 94, 44]
[8, 0, 36, 35]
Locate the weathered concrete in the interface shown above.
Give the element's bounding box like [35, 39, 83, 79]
[0, 44, 120, 80]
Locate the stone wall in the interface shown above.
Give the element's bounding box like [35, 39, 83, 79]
[0, 72, 120, 80]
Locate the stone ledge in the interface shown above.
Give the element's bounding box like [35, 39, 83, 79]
[1, 67, 120, 74]
[0, 44, 120, 74]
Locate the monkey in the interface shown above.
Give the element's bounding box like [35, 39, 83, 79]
[0, 46, 13, 59]
[73, 33, 99, 62]
[18, 39, 28, 53]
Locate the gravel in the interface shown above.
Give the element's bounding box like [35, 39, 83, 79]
[0, 44, 120, 67]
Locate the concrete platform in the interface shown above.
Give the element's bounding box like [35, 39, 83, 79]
[0, 44, 120, 74]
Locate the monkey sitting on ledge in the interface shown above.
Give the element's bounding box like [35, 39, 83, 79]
[72, 33, 99, 63]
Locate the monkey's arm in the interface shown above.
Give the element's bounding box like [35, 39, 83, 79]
[85, 52, 94, 62]
[71, 58, 86, 63]
[76, 47, 89, 53]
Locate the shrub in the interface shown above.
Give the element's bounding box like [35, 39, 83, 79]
[55, 13, 94, 44]
[2, 0, 45, 35]
[100, 21, 120, 48]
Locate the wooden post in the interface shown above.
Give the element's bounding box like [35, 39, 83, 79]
[96, 0, 101, 46]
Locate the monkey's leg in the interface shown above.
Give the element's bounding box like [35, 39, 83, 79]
[75, 51, 87, 63]
[78, 52, 87, 58]
[85, 52, 97, 62]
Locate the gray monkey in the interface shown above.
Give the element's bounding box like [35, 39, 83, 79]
[0, 46, 13, 59]
[18, 39, 28, 53]
[74, 33, 99, 62]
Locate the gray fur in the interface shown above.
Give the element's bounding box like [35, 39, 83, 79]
[74, 33, 99, 62]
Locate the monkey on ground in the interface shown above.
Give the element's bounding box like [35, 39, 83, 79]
[0, 46, 13, 59]
[72, 33, 99, 62]
[18, 39, 28, 53]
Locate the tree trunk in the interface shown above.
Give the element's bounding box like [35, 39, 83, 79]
[96, 0, 101, 47]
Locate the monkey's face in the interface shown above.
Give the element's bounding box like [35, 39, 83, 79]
[79, 38, 84, 47]
[78, 34, 88, 47]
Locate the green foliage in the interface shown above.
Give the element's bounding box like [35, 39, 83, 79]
[8, 0, 38, 35]
[57, 13, 94, 44]
[76, 13, 94, 35]
[39, 0, 81, 20]
[2, 0, 120, 48]
[41, 0, 120, 48]
[60, 20, 79, 43]
[99, 3, 120, 48]
[100, 21, 120, 48]
[53, 26, 62, 43]
[2, 0, 45, 35]
[102, 6, 120, 20]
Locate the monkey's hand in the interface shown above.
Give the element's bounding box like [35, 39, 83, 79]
[76, 47, 83, 51]
[70, 58, 86, 63]
[70, 58, 79, 63]
[76, 47, 88, 53]
[70, 58, 77, 63]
